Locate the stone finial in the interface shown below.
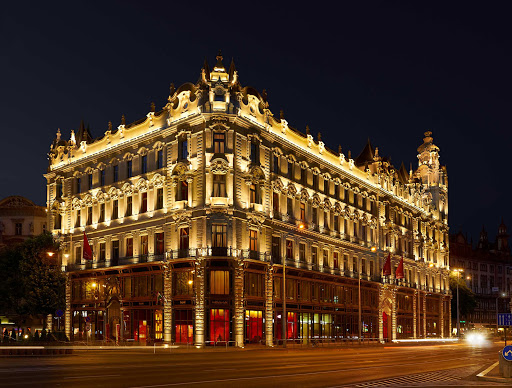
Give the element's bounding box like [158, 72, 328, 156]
[280, 109, 284, 120]
[306, 125, 310, 135]
[318, 132, 322, 142]
[262, 89, 267, 101]
[121, 114, 126, 125]
[348, 150, 352, 159]
[56, 128, 61, 142]
[108, 121, 112, 131]
[338, 145, 342, 154]
[150, 102, 155, 112]
[170, 83, 175, 96]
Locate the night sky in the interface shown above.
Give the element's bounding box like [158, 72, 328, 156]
[2, 1, 511, 244]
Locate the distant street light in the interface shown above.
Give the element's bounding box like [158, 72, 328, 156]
[452, 268, 463, 339]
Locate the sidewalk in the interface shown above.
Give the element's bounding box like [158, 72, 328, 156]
[477, 361, 512, 384]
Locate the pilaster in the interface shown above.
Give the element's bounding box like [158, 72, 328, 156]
[422, 291, 427, 337]
[413, 289, 417, 339]
[265, 264, 274, 346]
[234, 257, 244, 347]
[439, 295, 444, 338]
[194, 259, 205, 347]
[163, 263, 172, 344]
[65, 274, 71, 340]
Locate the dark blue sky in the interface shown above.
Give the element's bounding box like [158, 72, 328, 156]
[1, 1, 511, 244]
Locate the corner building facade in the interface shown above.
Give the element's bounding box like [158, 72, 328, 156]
[46, 54, 450, 346]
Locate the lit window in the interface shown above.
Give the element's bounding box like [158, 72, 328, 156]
[125, 196, 132, 217]
[15, 223, 22, 236]
[249, 230, 258, 252]
[286, 240, 293, 260]
[212, 174, 226, 197]
[140, 192, 148, 213]
[156, 188, 164, 210]
[210, 271, 230, 294]
[99, 203, 105, 223]
[176, 181, 188, 201]
[126, 237, 133, 257]
[112, 200, 118, 220]
[213, 132, 226, 153]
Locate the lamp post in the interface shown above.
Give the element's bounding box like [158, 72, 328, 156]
[496, 292, 506, 334]
[452, 268, 463, 339]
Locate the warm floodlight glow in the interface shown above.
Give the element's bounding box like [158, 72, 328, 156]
[91, 282, 97, 288]
[370, 246, 377, 252]
[47, 252, 55, 257]
[298, 223, 305, 230]
[188, 280, 193, 285]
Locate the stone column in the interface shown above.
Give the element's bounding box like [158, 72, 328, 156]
[422, 292, 427, 337]
[448, 296, 452, 337]
[194, 259, 205, 347]
[265, 264, 274, 346]
[65, 273, 72, 340]
[439, 295, 444, 338]
[234, 258, 245, 347]
[413, 289, 417, 339]
[163, 263, 172, 344]
[391, 286, 397, 342]
[378, 284, 384, 343]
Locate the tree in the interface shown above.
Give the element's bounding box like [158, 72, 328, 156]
[450, 273, 477, 320]
[0, 233, 66, 328]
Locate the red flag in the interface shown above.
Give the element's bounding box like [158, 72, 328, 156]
[395, 256, 404, 279]
[83, 232, 93, 261]
[383, 253, 391, 276]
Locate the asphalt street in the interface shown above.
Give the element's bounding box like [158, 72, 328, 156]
[0, 342, 507, 387]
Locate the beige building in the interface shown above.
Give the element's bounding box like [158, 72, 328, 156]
[0, 196, 47, 249]
[45, 53, 451, 345]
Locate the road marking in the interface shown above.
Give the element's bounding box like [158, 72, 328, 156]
[476, 361, 499, 378]
[128, 361, 482, 387]
[63, 374, 120, 379]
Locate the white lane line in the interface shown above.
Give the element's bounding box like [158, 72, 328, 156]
[63, 374, 120, 379]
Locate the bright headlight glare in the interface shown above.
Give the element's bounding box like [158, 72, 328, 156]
[466, 333, 485, 345]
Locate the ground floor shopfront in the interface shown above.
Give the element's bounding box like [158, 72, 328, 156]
[65, 258, 451, 345]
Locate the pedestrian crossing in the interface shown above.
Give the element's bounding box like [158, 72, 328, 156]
[340, 365, 483, 387]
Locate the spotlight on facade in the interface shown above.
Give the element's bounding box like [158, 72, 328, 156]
[47, 251, 55, 257]
[188, 280, 193, 285]
[298, 223, 305, 230]
[370, 246, 377, 252]
[91, 282, 97, 288]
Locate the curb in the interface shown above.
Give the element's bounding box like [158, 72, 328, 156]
[476, 361, 512, 383]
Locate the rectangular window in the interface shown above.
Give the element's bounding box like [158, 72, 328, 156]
[300, 202, 306, 221]
[287, 197, 293, 218]
[113, 165, 119, 182]
[87, 207, 92, 225]
[212, 174, 226, 197]
[155, 232, 164, 256]
[250, 184, 260, 204]
[112, 200, 118, 220]
[301, 168, 306, 185]
[312, 207, 318, 224]
[299, 243, 306, 262]
[288, 161, 293, 179]
[99, 242, 106, 262]
[99, 203, 105, 223]
[273, 192, 279, 215]
[127, 160, 133, 178]
[273, 155, 279, 173]
[333, 252, 339, 269]
[75, 210, 81, 228]
[179, 227, 189, 251]
[156, 188, 163, 210]
[157, 149, 164, 169]
[335, 184, 340, 199]
[323, 249, 329, 267]
[210, 271, 230, 295]
[213, 132, 226, 153]
[88, 174, 93, 190]
[312, 174, 318, 190]
[140, 235, 148, 256]
[210, 308, 230, 343]
[140, 192, 148, 213]
[249, 230, 258, 252]
[286, 240, 293, 260]
[212, 224, 227, 248]
[179, 138, 188, 160]
[324, 179, 329, 195]
[250, 142, 259, 164]
[126, 237, 133, 257]
[126, 196, 132, 217]
[15, 223, 22, 236]
[76, 177, 81, 194]
[141, 155, 147, 174]
[353, 257, 358, 273]
[324, 211, 329, 230]
[75, 246, 82, 264]
[100, 170, 105, 187]
[272, 236, 281, 263]
[112, 240, 119, 260]
[56, 181, 63, 198]
[312, 246, 318, 266]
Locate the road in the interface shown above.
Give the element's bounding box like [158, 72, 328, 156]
[0, 342, 507, 387]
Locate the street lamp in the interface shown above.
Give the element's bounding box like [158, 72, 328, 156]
[496, 291, 507, 334]
[452, 268, 463, 339]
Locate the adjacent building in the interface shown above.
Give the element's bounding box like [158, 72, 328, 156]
[45, 53, 451, 346]
[0, 196, 47, 249]
[450, 222, 512, 330]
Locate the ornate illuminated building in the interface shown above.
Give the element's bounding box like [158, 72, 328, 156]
[45, 53, 451, 346]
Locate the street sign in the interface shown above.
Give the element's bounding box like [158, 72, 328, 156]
[503, 345, 512, 361]
[492, 287, 499, 293]
[498, 313, 512, 326]
[85, 316, 91, 323]
[55, 309, 64, 317]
